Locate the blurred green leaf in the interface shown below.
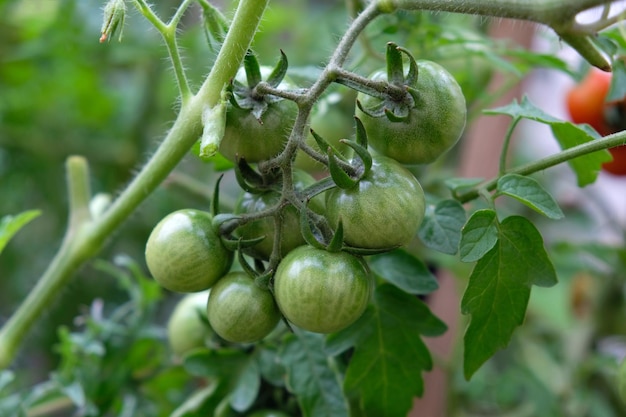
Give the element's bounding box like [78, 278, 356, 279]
[418, 199, 466, 255]
[280, 330, 349, 417]
[461, 216, 557, 379]
[497, 174, 564, 219]
[368, 249, 438, 295]
[460, 209, 499, 263]
[0, 210, 41, 255]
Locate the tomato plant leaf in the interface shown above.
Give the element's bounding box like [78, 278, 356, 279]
[461, 216, 557, 379]
[459, 209, 499, 262]
[338, 284, 446, 417]
[280, 330, 349, 417]
[445, 177, 484, 195]
[418, 199, 466, 255]
[229, 354, 261, 412]
[0, 210, 41, 255]
[368, 249, 438, 295]
[496, 174, 564, 219]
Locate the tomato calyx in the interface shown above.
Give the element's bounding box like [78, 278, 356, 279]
[327, 118, 373, 189]
[354, 42, 419, 123]
[228, 50, 291, 121]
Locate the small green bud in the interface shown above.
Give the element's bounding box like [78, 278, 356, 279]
[100, 0, 126, 43]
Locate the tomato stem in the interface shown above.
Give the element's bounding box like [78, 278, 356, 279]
[457, 130, 626, 203]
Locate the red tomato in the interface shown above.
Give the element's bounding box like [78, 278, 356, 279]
[566, 68, 626, 175]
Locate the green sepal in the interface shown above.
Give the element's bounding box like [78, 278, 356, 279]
[310, 129, 347, 161]
[234, 158, 267, 194]
[397, 45, 418, 87]
[328, 147, 358, 190]
[341, 139, 372, 177]
[211, 174, 224, 217]
[386, 42, 405, 85]
[237, 246, 260, 278]
[254, 270, 273, 291]
[243, 50, 263, 87]
[326, 218, 344, 253]
[356, 98, 382, 119]
[299, 200, 328, 250]
[198, 0, 229, 53]
[212, 213, 242, 235]
[354, 116, 368, 149]
[342, 244, 401, 256]
[300, 177, 336, 200]
[384, 107, 409, 123]
[266, 49, 289, 88]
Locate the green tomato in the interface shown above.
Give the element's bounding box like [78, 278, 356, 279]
[273, 246, 372, 333]
[325, 156, 425, 249]
[167, 291, 211, 357]
[145, 209, 233, 293]
[219, 69, 298, 163]
[236, 170, 324, 260]
[356, 60, 466, 165]
[207, 272, 281, 343]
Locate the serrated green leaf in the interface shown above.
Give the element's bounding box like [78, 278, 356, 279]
[459, 209, 499, 262]
[418, 199, 466, 255]
[0, 210, 41, 255]
[368, 249, 438, 295]
[280, 330, 349, 417]
[497, 174, 564, 220]
[339, 284, 446, 417]
[461, 216, 557, 379]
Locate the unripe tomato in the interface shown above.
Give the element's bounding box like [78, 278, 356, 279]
[145, 209, 233, 293]
[273, 246, 372, 334]
[356, 60, 466, 165]
[235, 170, 324, 260]
[325, 156, 425, 249]
[565, 68, 626, 175]
[167, 291, 211, 357]
[219, 68, 298, 163]
[207, 272, 281, 343]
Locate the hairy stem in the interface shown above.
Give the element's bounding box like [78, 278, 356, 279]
[0, 0, 269, 369]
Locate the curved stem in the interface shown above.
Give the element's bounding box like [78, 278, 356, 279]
[0, 0, 269, 370]
[498, 118, 521, 176]
[457, 130, 626, 203]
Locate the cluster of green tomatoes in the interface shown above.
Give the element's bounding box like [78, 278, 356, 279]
[145, 43, 467, 352]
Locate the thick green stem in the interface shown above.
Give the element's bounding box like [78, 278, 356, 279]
[0, 0, 269, 370]
[457, 131, 626, 203]
[388, 0, 611, 24]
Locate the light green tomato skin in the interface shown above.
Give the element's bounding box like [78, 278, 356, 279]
[273, 246, 372, 334]
[236, 170, 325, 260]
[325, 156, 425, 249]
[145, 209, 233, 293]
[356, 60, 466, 165]
[207, 272, 280, 343]
[219, 101, 297, 163]
[167, 291, 211, 357]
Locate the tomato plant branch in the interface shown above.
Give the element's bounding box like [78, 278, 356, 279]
[456, 130, 626, 203]
[0, 0, 269, 370]
[498, 117, 521, 176]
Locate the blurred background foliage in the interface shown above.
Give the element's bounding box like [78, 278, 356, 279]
[2, 0, 626, 415]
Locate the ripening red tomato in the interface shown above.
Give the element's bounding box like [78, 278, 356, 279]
[565, 68, 626, 176]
